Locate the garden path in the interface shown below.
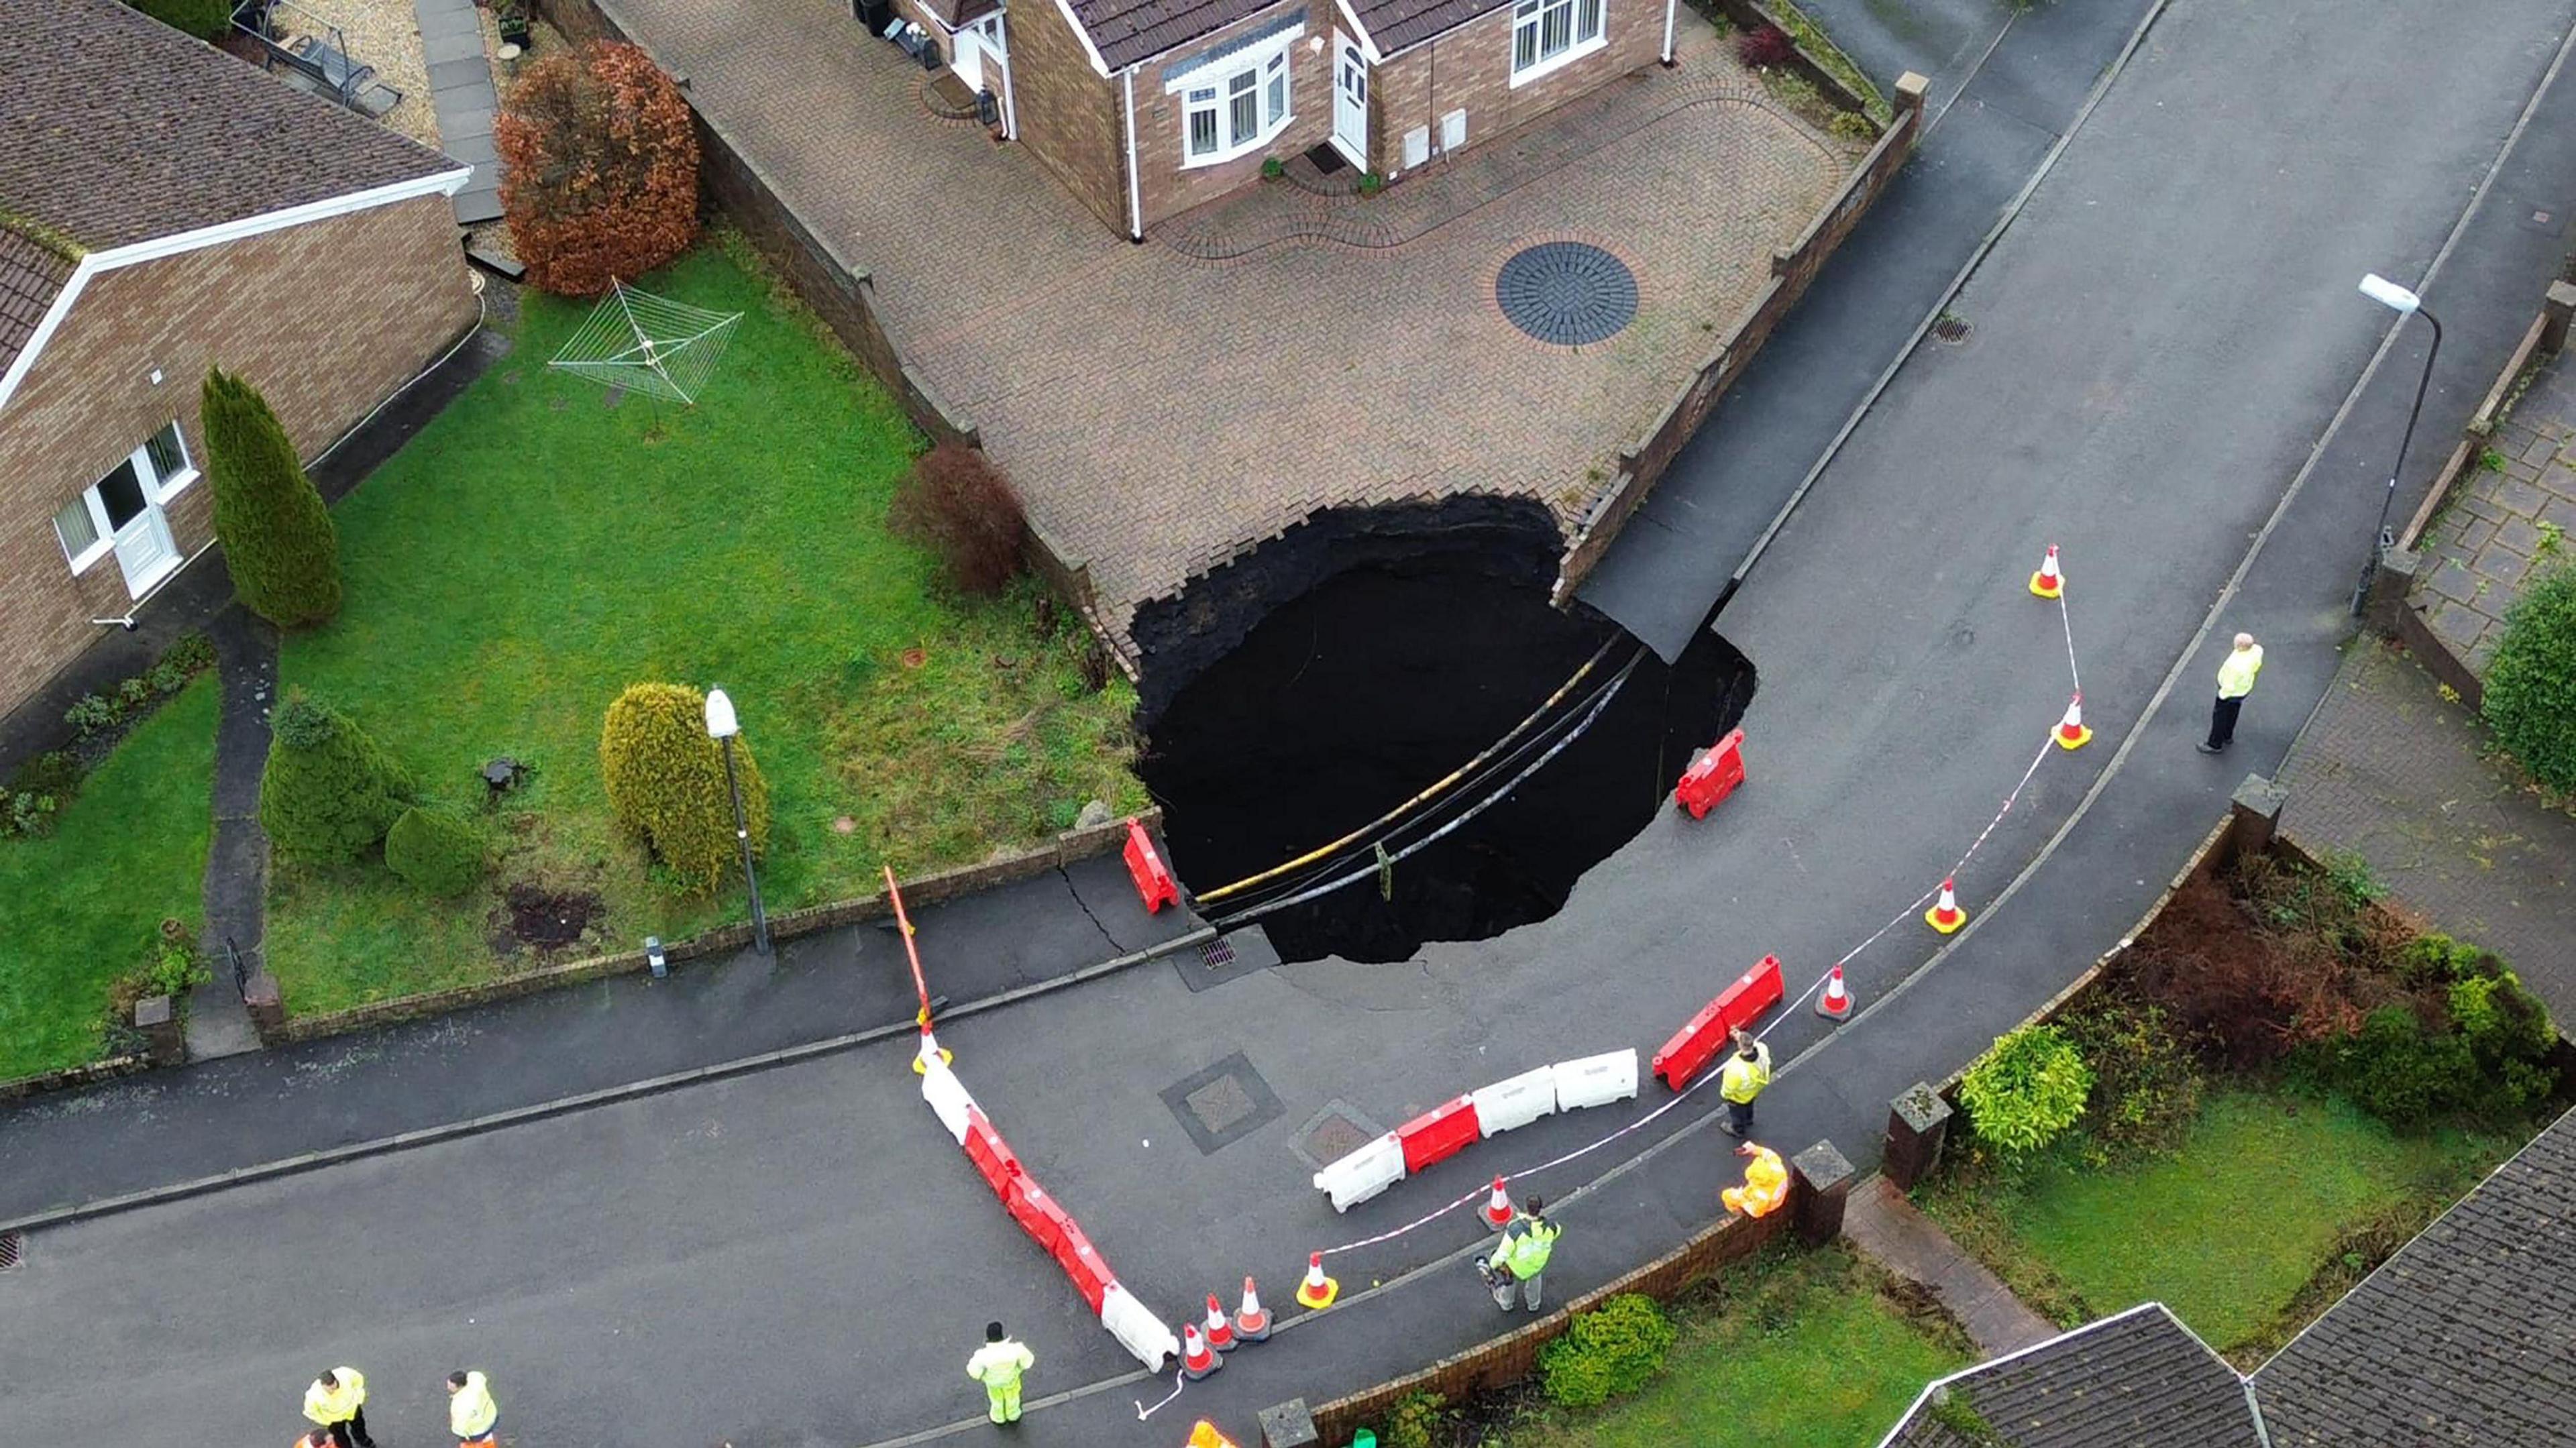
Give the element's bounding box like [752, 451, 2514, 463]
[184, 608, 272, 1060]
[1843, 1176, 2057, 1357]
[415, 0, 504, 225]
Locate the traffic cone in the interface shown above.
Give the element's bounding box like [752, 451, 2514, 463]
[1481, 1176, 1514, 1230]
[1180, 1320, 1222, 1380]
[910, 1027, 953, 1075]
[1203, 1294, 1237, 1353]
[1815, 965, 1853, 1021]
[2029, 545, 2063, 599]
[1234, 1276, 1272, 1341]
[2056, 694, 2093, 750]
[1924, 879, 1967, 935]
[1295, 1251, 1339, 1309]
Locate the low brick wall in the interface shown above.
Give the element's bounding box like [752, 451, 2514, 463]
[1307, 1197, 1792, 1443]
[1552, 69, 1927, 604]
[257, 810, 1157, 1046]
[0, 1053, 149, 1105]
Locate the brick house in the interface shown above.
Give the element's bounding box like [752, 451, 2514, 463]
[0, 0, 479, 718]
[890, 0, 1676, 235]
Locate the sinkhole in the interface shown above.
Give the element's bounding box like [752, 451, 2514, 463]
[1139, 556, 1756, 964]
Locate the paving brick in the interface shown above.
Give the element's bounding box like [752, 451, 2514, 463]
[2494, 513, 2544, 557]
[2427, 597, 2489, 652]
[2494, 476, 2548, 516]
[2422, 555, 2481, 603]
[2477, 543, 2532, 590]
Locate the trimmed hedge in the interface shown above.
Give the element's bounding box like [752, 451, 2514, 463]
[599, 682, 769, 893]
[260, 692, 414, 862]
[385, 805, 488, 897]
[1539, 1293, 1677, 1408]
[1960, 1023, 2094, 1154]
[205, 366, 343, 627]
[2484, 563, 2576, 792]
[495, 42, 700, 297]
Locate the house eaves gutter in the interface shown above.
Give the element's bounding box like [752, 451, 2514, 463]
[0, 166, 472, 418]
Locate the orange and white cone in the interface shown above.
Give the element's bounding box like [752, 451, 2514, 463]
[1180, 1320, 1222, 1380]
[1203, 1294, 1237, 1353]
[1481, 1176, 1514, 1230]
[910, 1027, 953, 1075]
[1815, 965, 1853, 1021]
[1925, 879, 1967, 935]
[1234, 1276, 1273, 1342]
[2029, 545, 2064, 600]
[2056, 694, 2093, 750]
[1295, 1251, 1340, 1309]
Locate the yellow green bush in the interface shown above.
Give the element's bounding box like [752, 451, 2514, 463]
[599, 682, 769, 892]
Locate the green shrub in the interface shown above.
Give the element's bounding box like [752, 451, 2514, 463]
[2301, 935, 2558, 1127]
[1539, 1293, 1676, 1409]
[65, 693, 121, 737]
[1379, 1390, 1448, 1448]
[205, 366, 343, 627]
[142, 938, 211, 999]
[259, 691, 415, 862]
[2320, 1006, 2467, 1124]
[599, 682, 770, 893]
[0, 787, 58, 839]
[164, 632, 218, 673]
[2484, 563, 2576, 791]
[2059, 999, 2203, 1163]
[126, 0, 235, 39]
[1959, 1024, 2094, 1154]
[384, 805, 489, 898]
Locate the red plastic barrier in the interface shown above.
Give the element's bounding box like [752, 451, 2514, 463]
[1124, 817, 1179, 914]
[1052, 1218, 1116, 1313]
[1650, 954, 1785, 1091]
[962, 1107, 1022, 1196]
[1395, 1095, 1483, 1174]
[1006, 1174, 1067, 1253]
[1676, 728, 1747, 819]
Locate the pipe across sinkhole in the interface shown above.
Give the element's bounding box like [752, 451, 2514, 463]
[1138, 559, 1755, 964]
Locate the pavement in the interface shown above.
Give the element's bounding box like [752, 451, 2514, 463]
[9, 0, 2576, 1444]
[2410, 345, 2576, 679]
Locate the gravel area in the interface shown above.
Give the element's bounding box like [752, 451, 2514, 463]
[263, 0, 443, 149]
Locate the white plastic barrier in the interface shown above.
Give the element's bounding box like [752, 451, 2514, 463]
[1550, 1048, 1640, 1112]
[1099, 1282, 1182, 1372]
[918, 1055, 976, 1145]
[1470, 1065, 1560, 1137]
[1311, 1131, 1408, 1213]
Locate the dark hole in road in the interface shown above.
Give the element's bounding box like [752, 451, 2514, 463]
[1141, 561, 1754, 963]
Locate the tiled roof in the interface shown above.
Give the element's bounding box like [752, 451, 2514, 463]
[0, 227, 75, 379]
[2253, 1106, 2576, 1446]
[0, 0, 457, 254]
[1069, 0, 1286, 70]
[1886, 1305, 2263, 1448]
[1350, 0, 1513, 56]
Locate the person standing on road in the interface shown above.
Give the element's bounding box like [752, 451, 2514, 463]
[2198, 632, 2264, 754]
[967, 1321, 1036, 1427]
[1718, 1029, 1771, 1137]
[1479, 1194, 1561, 1313]
[303, 1368, 374, 1448]
[447, 1370, 499, 1447]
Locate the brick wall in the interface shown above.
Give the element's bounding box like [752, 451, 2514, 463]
[1368, 0, 1664, 181]
[1130, 6, 1334, 230]
[0, 193, 475, 716]
[1007, 0, 1130, 233]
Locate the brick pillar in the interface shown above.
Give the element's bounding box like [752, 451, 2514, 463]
[2365, 546, 2418, 637]
[1894, 71, 1931, 120]
[2230, 774, 2289, 861]
[133, 995, 184, 1068]
[1883, 1083, 1951, 1190]
[2544, 280, 2576, 354]
[1258, 1399, 1320, 1448]
[244, 970, 287, 1042]
[1789, 1140, 1856, 1246]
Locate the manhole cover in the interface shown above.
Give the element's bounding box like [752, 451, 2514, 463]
[1932, 314, 1972, 344]
[1159, 1052, 1285, 1154]
[1301, 1110, 1375, 1164]
[0, 1231, 21, 1271]
[1496, 241, 1638, 346]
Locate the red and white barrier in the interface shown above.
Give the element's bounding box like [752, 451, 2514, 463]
[1650, 955, 1786, 1091]
[918, 1054, 975, 1144]
[1311, 1048, 1644, 1211]
[1313, 1130, 1407, 1212]
[1101, 1284, 1182, 1372]
[1550, 1049, 1641, 1111]
[1470, 1065, 1559, 1136]
[1395, 1095, 1482, 1174]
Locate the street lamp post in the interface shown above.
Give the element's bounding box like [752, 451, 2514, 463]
[2352, 272, 2445, 615]
[703, 685, 771, 955]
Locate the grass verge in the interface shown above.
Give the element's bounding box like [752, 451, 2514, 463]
[0, 676, 218, 1078]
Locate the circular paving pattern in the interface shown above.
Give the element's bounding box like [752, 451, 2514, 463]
[1495, 241, 1639, 346]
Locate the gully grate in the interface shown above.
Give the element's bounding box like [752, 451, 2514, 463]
[0, 1231, 21, 1271]
[1199, 936, 1237, 969]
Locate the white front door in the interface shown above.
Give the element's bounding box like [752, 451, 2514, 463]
[96, 455, 180, 598]
[955, 12, 1004, 95]
[1332, 36, 1368, 167]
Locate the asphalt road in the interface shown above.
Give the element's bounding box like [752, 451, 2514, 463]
[9, 0, 2576, 1443]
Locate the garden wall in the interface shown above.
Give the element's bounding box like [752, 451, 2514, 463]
[1550, 66, 1927, 604]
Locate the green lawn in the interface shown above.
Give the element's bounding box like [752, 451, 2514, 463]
[1497, 1246, 1967, 1448]
[0, 677, 218, 1079]
[270, 239, 1143, 1014]
[1919, 1089, 2515, 1353]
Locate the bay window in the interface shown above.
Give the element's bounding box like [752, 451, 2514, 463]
[1511, 0, 1603, 82]
[1181, 49, 1291, 165]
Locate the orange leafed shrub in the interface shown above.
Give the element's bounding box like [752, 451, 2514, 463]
[496, 42, 701, 297]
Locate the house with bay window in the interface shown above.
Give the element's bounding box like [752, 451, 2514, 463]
[898, 0, 1674, 237]
[0, 0, 477, 719]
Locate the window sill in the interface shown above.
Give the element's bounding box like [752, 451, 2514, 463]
[63, 541, 110, 577]
[1181, 115, 1293, 170]
[1509, 35, 1605, 88]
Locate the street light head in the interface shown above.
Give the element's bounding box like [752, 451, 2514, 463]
[2359, 273, 2421, 315]
[703, 685, 739, 739]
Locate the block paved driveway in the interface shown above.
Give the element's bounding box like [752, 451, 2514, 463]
[596, 0, 1856, 649]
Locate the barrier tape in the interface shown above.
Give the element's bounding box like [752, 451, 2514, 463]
[1309, 553, 2094, 1261]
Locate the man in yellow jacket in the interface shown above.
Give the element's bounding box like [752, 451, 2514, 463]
[1723, 1141, 1788, 1218]
[302, 1367, 374, 1448]
[446, 1370, 499, 1446]
[2198, 632, 2263, 754]
[1718, 1030, 1771, 1137]
[967, 1321, 1036, 1426]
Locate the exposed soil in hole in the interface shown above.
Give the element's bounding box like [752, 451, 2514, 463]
[498, 883, 605, 951]
[1141, 561, 1754, 963]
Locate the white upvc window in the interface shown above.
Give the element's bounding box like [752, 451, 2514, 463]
[54, 421, 196, 575]
[1509, 0, 1604, 84]
[1181, 49, 1292, 165]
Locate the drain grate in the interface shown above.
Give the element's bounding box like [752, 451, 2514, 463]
[0, 1231, 21, 1271]
[1495, 241, 1638, 346]
[1931, 314, 1972, 344]
[1199, 936, 1236, 969]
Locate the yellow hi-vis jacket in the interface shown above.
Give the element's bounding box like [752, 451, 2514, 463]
[303, 1369, 367, 1425]
[967, 1339, 1035, 1392]
[1724, 1146, 1790, 1218]
[1498, 1216, 1560, 1280]
[2217, 645, 2264, 700]
[449, 1372, 498, 1438]
[1719, 1043, 1772, 1104]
